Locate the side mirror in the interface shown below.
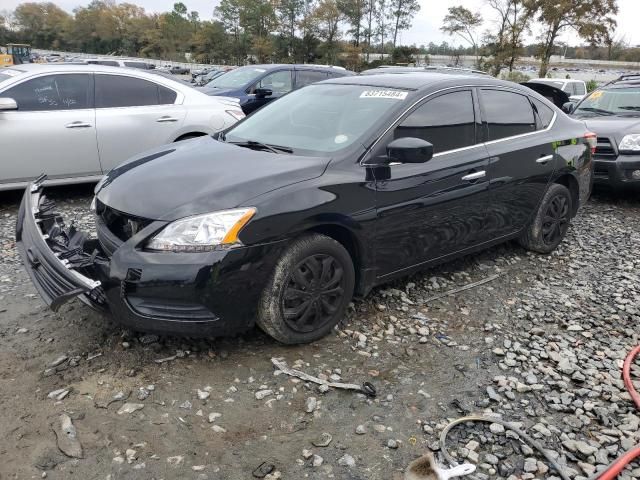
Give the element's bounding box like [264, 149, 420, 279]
[254, 87, 273, 98]
[0, 97, 17, 111]
[562, 102, 575, 114]
[387, 137, 434, 163]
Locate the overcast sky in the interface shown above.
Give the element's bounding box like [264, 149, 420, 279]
[2, 0, 640, 47]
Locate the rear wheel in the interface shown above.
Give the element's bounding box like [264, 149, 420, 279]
[519, 183, 572, 253]
[257, 234, 355, 344]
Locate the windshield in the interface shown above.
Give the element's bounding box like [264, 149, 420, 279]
[225, 84, 410, 155]
[575, 87, 640, 116]
[207, 66, 267, 89]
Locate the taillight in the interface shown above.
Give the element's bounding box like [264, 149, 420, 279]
[584, 132, 597, 155]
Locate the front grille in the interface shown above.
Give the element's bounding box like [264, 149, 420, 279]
[96, 200, 152, 242]
[594, 137, 617, 160]
[594, 164, 610, 177]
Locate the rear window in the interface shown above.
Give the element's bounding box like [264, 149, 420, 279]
[95, 75, 177, 108]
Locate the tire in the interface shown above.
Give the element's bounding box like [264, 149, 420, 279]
[519, 183, 572, 254]
[257, 233, 355, 344]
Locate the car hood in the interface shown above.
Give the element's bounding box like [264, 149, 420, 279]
[577, 116, 640, 138]
[96, 136, 330, 221]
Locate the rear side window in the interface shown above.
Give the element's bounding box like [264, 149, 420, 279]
[4, 74, 91, 111]
[95, 75, 176, 107]
[296, 70, 327, 88]
[574, 82, 586, 96]
[395, 90, 476, 154]
[531, 98, 555, 129]
[482, 89, 536, 140]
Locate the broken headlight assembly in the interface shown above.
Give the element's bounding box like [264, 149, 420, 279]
[145, 208, 256, 252]
[618, 134, 640, 154]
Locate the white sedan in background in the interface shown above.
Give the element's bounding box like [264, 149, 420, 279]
[0, 64, 244, 191]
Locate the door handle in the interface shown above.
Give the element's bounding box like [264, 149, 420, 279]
[65, 121, 92, 128]
[461, 170, 486, 182]
[156, 116, 179, 123]
[536, 154, 554, 165]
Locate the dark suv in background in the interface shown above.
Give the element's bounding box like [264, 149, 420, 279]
[199, 64, 354, 114]
[567, 74, 640, 188]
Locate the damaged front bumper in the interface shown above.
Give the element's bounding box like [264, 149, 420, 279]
[16, 177, 108, 311]
[16, 177, 288, 336]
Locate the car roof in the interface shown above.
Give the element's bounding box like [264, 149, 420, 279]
[237, 64, 352, 73]
[361, 66, 489, 76]
[1, 63, 198, 94]
[321, 72, 513, 91]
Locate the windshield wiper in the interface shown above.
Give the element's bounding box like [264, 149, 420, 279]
[618, 106, 640, 111]
[577, 107, 614, 116]
[229, 140, 293, 154]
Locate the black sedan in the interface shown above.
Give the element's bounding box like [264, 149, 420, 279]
[16, 72, 595, 344]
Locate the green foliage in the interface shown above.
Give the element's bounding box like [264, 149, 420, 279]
[500, 70, 530, 83]
[586, 79, 598, 92]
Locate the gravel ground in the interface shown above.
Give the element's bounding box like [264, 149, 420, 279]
[0, 185, 638, 480]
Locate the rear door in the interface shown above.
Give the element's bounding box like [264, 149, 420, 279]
[0, 72, 100, 184]
[94, 73, 186, 172]
[373, 88, 493, 277]
[479, 88, 557, 238]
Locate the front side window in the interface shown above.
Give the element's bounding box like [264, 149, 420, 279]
[574, 83, 586, 96]
[225, 84, 409, 155]
[296, 70, 327, 88]
[395, 90, 476, 154]
[95, 75, 176, 108]
[482, 89, 536, 141]
[3, 74, 91, 111]
[256, 70, 292, 94]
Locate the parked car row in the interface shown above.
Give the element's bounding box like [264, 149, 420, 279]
[14, 69, 596, 345]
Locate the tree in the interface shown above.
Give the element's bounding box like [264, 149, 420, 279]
[310, 0, 342, 63]
[389, 0, 419, 50]
[483, 0, 534, 76]
[362, 0, 376, 60]
[531, 0, 618, 77]
[276, 0, 304, 58]
[14, 2, 71, 49]
[338, 0, 365, 46]
[375, 0, 392, 60]
[440, 6, 483, 62]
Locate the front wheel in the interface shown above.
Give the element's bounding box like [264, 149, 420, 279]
[519, 183, 572, 254]
[257, 234, 355, 344]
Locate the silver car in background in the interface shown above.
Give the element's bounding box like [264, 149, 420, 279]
[0, 64, 244, 191]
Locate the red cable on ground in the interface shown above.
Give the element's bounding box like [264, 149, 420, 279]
[622, 345, 640, 410]
[595, 345, 640, 480]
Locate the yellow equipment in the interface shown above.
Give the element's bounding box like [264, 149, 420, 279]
[1, 44, 32, 67]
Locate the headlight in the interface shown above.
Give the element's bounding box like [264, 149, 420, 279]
[146, 208, 256, 252]
[618, 134, 640, 153]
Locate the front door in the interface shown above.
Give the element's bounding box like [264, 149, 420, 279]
[244, 70, 293, 114]
[0, 73, 100, 185]
[478, 88, 557, 238]
[372, 88, 493, 278]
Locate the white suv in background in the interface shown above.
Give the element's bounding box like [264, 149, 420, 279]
[0, 64, 244, 191]
[529, 78, 587, 103]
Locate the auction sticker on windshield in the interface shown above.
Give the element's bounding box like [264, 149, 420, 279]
[360, 90, 408, 100]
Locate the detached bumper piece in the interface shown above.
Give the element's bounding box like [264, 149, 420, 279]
[16, 176, 108, 311]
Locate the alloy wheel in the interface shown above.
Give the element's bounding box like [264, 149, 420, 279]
[281, 254, 346, 333]
[541, 195, 569, 246]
